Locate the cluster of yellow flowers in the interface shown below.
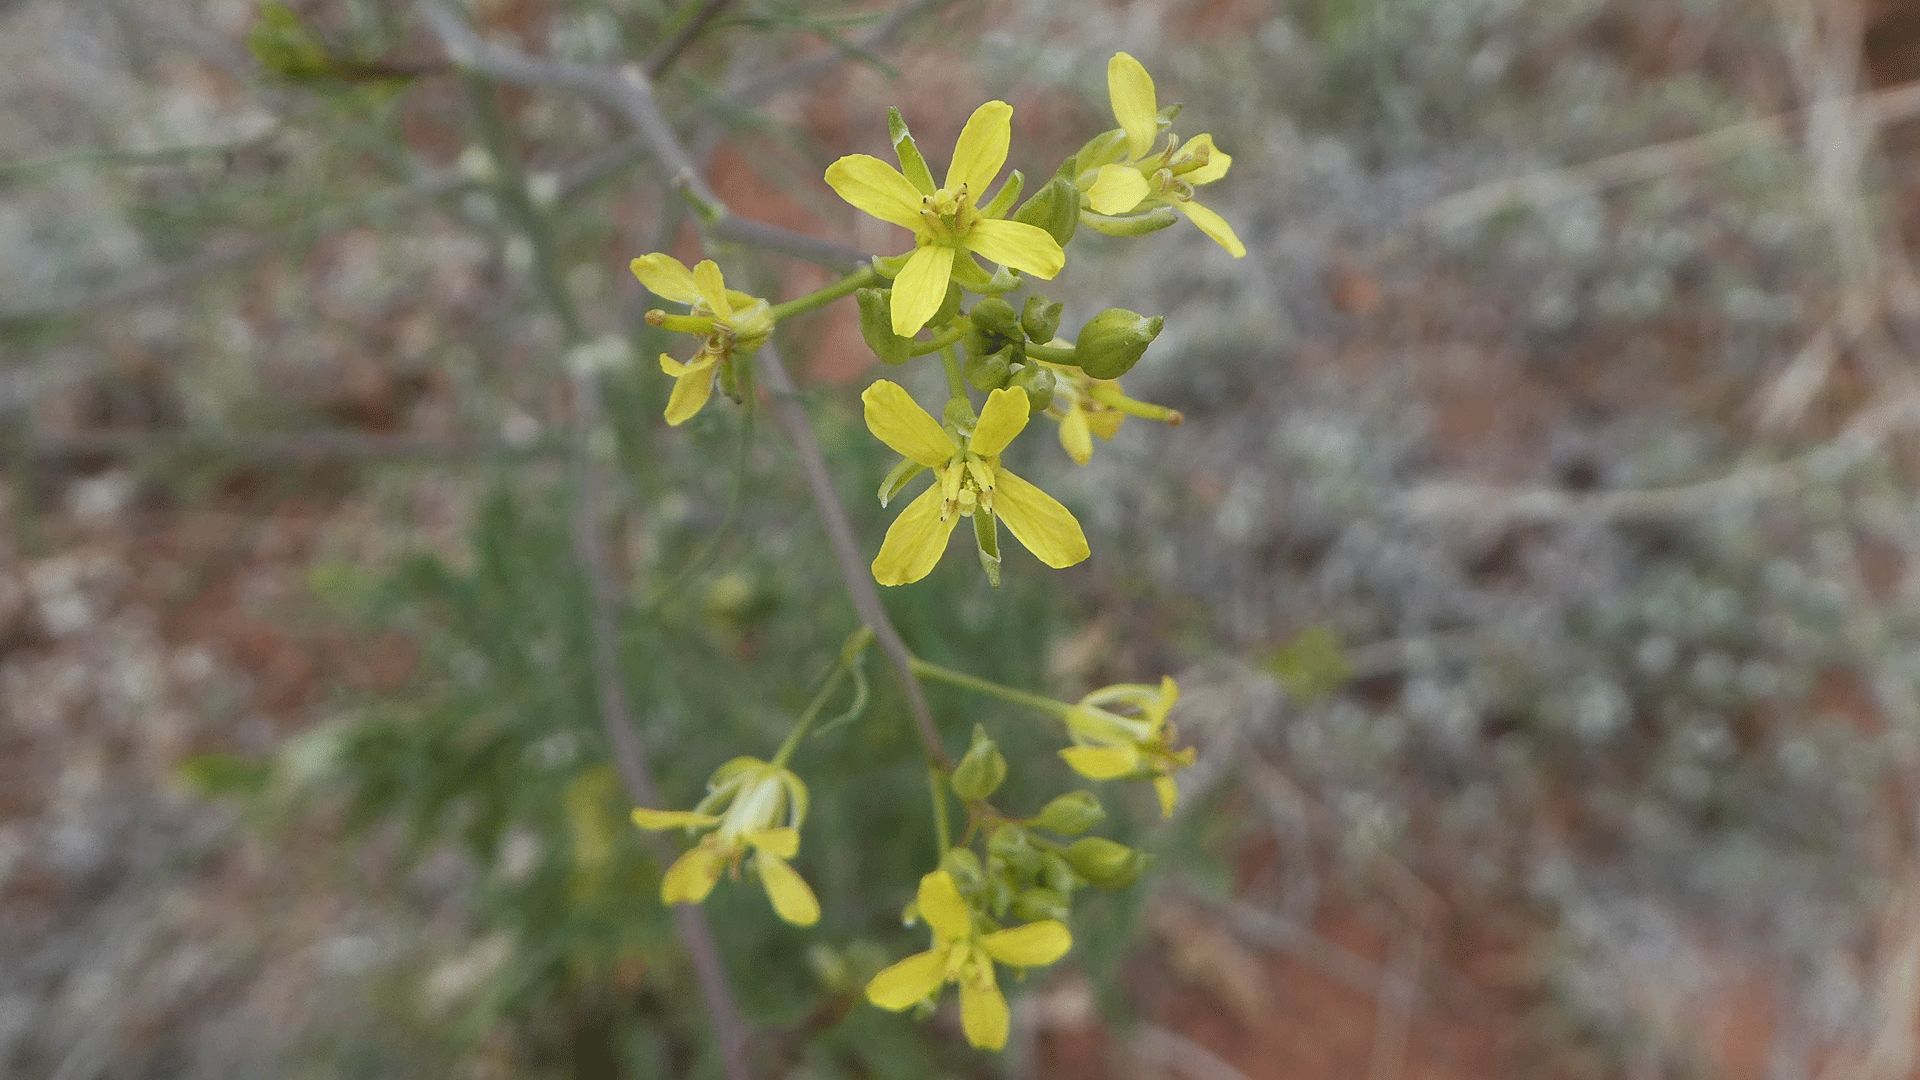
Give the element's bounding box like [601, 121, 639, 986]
[626, 51, 1237, 1052]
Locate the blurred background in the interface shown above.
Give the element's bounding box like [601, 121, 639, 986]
[6, 0, 1920, 1077]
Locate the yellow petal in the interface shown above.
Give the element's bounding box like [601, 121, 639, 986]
[1182, 133, 1231, 185]
[660, 845, 723, 905]
[1108, 52, 1159, 160]
[990, 468, 1089, 569]
[1086, 164, 1150, 216]
[756, 853, 821, 926]
[1157, 675, 1180, 714]
[872, 481, 958, 586]
[963, 219, 1064, 280]
[971, 386, 1030, 457]
[866, 949, 948, 1010]
[916, 870, 973, 942]
[1088, 409, 1125, 440]
[890, 244, 955, 336]
[630, 253, 701, 304]
[1059, 406, 1093, 465]
[946, 100, 1013, 195]
[1154, 775, 1180, 818]
[664, 366, 716, 426]
[1177, 200, 1246, 258]
[692, 259, 732, 318]
[862, 380, 954, 466]
[959, 975, 1011, 1051]
[825, 154, 927, 231]
[1059, 745, 1140, 780]
[746, 827, 800, 859]
[980, 920, 1071, 967]
[631, 808, 720, 830]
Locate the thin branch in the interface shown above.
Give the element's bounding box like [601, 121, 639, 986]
[756, 345, 953, 769]
[12, 428, 562, 466]
[724, 0, 948, 106]
[646, 0, 734, 79]
[568, 366, 755, 1080]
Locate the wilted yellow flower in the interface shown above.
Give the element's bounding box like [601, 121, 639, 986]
[1058, 676, 1195, 817]
[866, 869, 1071, 1050]
[826, 101, 1066, 337]
[630, 756, 819, 926]
[1039, 361, 1184, 465]
[863, 380, 1088, 586]
[630, 254, 773, 426]
[1077, 53, 1244, 258]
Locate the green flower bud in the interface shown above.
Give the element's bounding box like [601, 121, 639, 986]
[1010, 887, 1071, 924]
[1013, 176, 1082, 247]
[1072, 308, 1164, 380]
[987, 824, 1044, 878]
[1062, 836, 1152, 889]
[969, 298, 1022, 342]
[1012, 365, 1055, 413]
[941, 846, 985, 891]
[1040, 851, 1079, 894]
[950, 725, 1008, 801]
[964, 347, 1013, 392]
[942, 396, 978, 431]
[1021, 296, 1063, 343]
[1032, 790, 1106, 836]
[856, 288, 912, 365]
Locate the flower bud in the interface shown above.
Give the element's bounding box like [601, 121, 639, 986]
[941, 846, 985, 891]
[964, 347, 1013, 392]
[969, 298, 1022, 342]
[1040, 851, 1078, 894]
[1021, 296, 1063, 343]
[1010, 887, 1071, 924]
[1013, 176, 1082, 247]
[987, 824, 1044, 878]
[950, 725, 1008, 801]
[1012, 364, 1055, 413]
[856, 288, 913, 365]
[1031, 790, 1106, 836]
[1062, 836, 1152, 888]
[1072, 308, 1163, 380]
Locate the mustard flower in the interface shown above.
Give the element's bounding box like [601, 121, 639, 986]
[826, 100, 1066, 337]
[1039, 361, 1183, 466]
[630, 756, 820, 926]
[866, 869, 1072, 1050]
[864, 380, 1089, 586]
[1058, 677, 1195, 817]
[1077, 53, 1245, 257]
[630, 254, 773, 426]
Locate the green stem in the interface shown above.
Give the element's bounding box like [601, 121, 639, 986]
[770, 626, 872, 768]
[909, 656, 1071, 718]
[909, 324, 967, 357]
[767, 265, 880, 322]
[941, 345, 969, 401]
[1025, 341, 1075, 364]
[929, 764, 952, 855]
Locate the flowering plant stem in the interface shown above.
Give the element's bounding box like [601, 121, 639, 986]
[909, 655, 1071, 718]
[767, 265, 883, 321]
[771, 627, 874, 768]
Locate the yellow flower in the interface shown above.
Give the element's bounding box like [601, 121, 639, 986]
[866, 869, 1071, 1050]
[1039, 361, 1183, 465]
[826, 101, 1066, 337]
[1057, 677, 1195, 817]
[1077, 53, 1244, 258]
[630, 756, 820, 926]
[863, 380, 1089, 586]
[630, 254, 773, 426]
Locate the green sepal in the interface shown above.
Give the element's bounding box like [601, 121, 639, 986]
[1080, 205, 1180, 237]
[716, 356, 742, 403]
[948, 253, 994, 291]
[877, 459, 927, 508]
[1072, 129, 1129, 174]
[969, 298, 1022, 341]
[855, 288, 913, 364]
[951, 724, 1008, 800]
[1013, 176, 1082, 247]
[981, 169, 1026, 218]
[887, 106, 937, 195]
[931, 279, 965, 328]
[1157, 103, 1183, 129]
[1031, 790, 1106, 836]
[973, 507, 1002, 589]
[981, 264, 1022, 296]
